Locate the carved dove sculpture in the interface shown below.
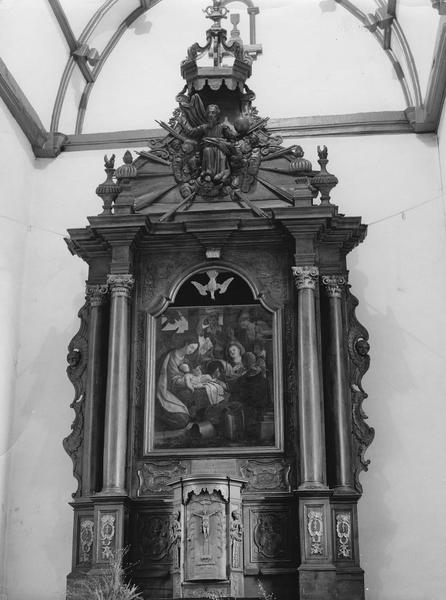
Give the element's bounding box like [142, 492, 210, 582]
[191, 270, 234, 300]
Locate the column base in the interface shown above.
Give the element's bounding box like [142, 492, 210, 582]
[298, 482, 328, 491]
[333, 485, 357, 496]
[298, 566, 336, 600]
[336, 567, 365, 600]
[98, 487, 128, 497]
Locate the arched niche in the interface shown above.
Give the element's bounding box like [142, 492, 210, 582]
[143, 265, 284, 456]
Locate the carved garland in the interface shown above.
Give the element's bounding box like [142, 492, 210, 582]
[100, 514, 116, 560]
[335, 512, 352, 559]
[307, 510, 324, 556]
[79, 518, 94, 564]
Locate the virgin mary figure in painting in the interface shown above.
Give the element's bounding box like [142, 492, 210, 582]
[156, 335, 207, 429]
[156, 336, 230, 430]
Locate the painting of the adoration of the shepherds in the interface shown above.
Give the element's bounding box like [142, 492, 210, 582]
[153, 303, 276, 450]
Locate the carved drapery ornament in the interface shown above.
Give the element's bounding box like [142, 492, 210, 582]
[292, 266, 319, 290]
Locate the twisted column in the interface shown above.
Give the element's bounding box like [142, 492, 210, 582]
[292, 266, 326, 489]
[322, 275, 354, 492]
[82, 284, 109, 495]
[101, 274, 134, 495]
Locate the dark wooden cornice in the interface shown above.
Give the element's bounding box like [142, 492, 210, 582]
[65, 207, 365, 265]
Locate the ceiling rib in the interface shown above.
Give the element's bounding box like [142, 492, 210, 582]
[75, 0, 163, 134]
[49, 0, 121, 133]
[48, 0, 94, 83]
[374, 0, 422, 106]
[336, 0, 419, 108]
[0, 58, 48, 150]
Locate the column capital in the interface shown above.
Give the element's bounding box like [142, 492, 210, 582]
[322, 275, 346, 298]
[107, 274, 134, 298]
[86, 284, 109, 307]
[292, 266, 319, 290]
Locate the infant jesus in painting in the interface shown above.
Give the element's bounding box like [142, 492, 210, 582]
[179, 361, 228, 406]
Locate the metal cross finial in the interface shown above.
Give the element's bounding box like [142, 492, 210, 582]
[204, 0, 229, 29]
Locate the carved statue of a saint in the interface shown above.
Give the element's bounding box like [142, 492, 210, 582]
[170, 511, 182, 569]
[229, 510, 243, 568]
[184, 103, 235, 185]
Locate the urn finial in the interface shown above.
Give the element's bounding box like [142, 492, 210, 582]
[312, 145, 338, 205]
[95, 154, 119, 216]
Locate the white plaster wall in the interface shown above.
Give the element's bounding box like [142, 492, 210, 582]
[0, 101, 35, 598]
[3, 150, 102, 600]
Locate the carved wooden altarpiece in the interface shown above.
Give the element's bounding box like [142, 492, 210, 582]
[64, 2, 373, 599]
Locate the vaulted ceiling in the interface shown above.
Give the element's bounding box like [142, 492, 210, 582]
[0, 0, 444, 158]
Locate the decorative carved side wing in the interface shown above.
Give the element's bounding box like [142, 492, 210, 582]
[346, 287, 374, 494]
[63, 300, 88, 497]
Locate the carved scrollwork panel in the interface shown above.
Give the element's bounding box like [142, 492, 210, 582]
[346, 287, 374, 494]
[137, 460, 188, 496]
[64, 300, 89, 497]
[240, 458, 290, 492]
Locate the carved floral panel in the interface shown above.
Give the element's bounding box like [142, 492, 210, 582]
[335, 511, 353, 560]
[303, 504, 328, 560]
[77, 517, 94, 566]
